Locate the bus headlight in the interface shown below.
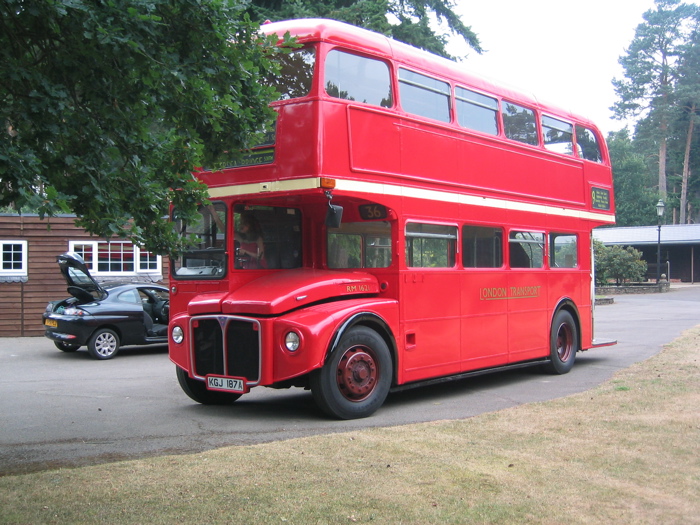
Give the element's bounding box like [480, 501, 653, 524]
[172, 325, 184, 344]
[284, 331, 301, 352]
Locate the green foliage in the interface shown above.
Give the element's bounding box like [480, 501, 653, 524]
[1, 0, 283, 254]
[247, 0, 482, 59]
[593, 239, 648, 285]
[607, 129, 659, 226]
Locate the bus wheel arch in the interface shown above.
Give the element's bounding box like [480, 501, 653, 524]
[544, 302, 580, 375]
[310, 314, 395, 419]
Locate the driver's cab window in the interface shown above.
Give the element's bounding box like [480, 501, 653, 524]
[328, 221, 392, 269]
[234, 205, 302, 270]
[172, 202, 227, 278]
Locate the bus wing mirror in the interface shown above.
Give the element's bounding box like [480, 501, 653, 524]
[326, 204, 343, 228]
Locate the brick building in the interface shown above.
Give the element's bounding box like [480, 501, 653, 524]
[0, 214, 169, 337]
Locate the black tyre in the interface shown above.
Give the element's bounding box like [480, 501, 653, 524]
[87, 328, 120, 360]
[310, 326, 392, 420]
[54, 341, 80, 352]
[176, 366, 241, 405]
[544, 310, 578, 374]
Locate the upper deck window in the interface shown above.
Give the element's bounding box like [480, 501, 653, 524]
[576, 126, 603, 163]
[455, 87, 499, 135]
[543, 116, 574, 156]
[503, 102, 538, 145]
[268, 47, 316, 101]
[324, 49, 392, 108]
[399, 69, 451, 123]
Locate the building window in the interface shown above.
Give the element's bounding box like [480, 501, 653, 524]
[0, 240, 28, 277]
[69, 241, 161, 276]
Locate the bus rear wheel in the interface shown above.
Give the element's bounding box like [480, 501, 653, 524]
[544, 310, 578, 374]
[176, 366, 241, 405]
[311, 326, 392, 420]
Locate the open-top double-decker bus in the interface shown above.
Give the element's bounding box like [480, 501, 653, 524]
[168, 19, 615, 419]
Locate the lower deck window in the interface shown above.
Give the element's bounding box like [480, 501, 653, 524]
[509, 231, 544, 268]
[406, 223, 457, 268]
[328, 221, 392, 269]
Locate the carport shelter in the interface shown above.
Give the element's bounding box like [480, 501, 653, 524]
[594, 224, 700, 283]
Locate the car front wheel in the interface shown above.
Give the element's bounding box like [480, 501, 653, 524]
[88, 328, 120, 360]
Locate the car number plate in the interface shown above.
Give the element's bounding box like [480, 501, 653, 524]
[207, 376, 246, 393]
[45, 319, 58, 328]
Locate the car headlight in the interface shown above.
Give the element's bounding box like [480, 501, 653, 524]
[284, 331, 301, 352]
[172, 325, 184, 344]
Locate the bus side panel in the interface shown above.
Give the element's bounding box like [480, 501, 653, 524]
[460, 271, 509, 370]
[346, 105, 401, 176]
[400, 270, 461, 382]
[506, 270, 550, 362]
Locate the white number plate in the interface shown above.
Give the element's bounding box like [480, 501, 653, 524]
[207, 376, 246, 393]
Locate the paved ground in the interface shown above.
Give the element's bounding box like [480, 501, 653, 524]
[1, 284, 699, 475]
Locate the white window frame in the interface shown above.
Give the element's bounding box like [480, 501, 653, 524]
[0, 240, 28, 277]
[68, 240, 162, 277]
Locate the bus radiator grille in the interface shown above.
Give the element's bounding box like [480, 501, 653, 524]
[192, 317, 261, 382]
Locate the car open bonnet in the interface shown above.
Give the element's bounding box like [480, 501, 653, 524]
[57, 252, 108, 302]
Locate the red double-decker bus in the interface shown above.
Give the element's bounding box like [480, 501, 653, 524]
[168, 19, 615, 419]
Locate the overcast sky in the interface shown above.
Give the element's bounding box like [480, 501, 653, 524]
[448, 0, 667, 136]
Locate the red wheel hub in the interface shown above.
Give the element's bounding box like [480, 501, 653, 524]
[336, 346, 378, 401]
[556, 323, 573, 361]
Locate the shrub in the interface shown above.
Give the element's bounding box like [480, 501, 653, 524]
[593, 240, 647, 285]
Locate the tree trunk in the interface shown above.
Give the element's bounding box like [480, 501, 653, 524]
[659, 124, 668, 201]
[679, 102, 696, 224]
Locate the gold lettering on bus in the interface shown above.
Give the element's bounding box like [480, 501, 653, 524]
[479, 285, 541, 300]
[346, 284, 372, 293]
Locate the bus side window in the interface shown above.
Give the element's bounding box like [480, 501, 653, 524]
[455, 87, 499, 136]
[543, 116, 574, 155]
[266, 47, 316, 101]
[462, 225, 503, 267]
[405, 223, 457, 268]
[502, 102, 538, 145]
[325, 49, 393, 108]
[398, 68, 451, 123]
[509, 231, 544, 268]
[550, 233, 578, 268]
[575, 126, 603, 163]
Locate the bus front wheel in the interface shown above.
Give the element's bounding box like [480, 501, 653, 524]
[310, 326, 392, 420]
[544, 310, 578, 374]
[176, 366, 241, 405]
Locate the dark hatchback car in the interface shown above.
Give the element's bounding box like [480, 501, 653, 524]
[43, 252, 170, 359]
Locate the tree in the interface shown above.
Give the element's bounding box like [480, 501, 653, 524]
[1, 0, 283, 254]
[674, 23, 700, 223]
[612, 0, 699, 201]
[248, 0, 482, 59]
[608, 129, 659, 226]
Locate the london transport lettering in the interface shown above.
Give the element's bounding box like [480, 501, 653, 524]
[479, 286, 542, 301]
